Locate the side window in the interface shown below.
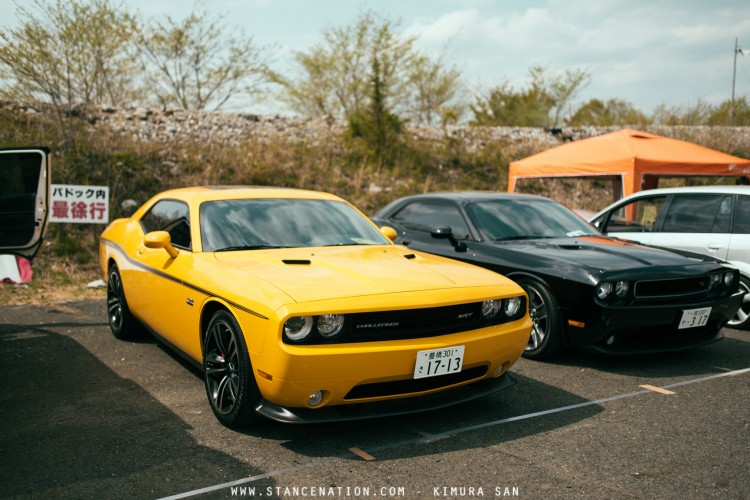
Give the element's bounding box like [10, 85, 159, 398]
[735, 195, 750, 234]
[712, 195, 733, 233]
[604, 196, 666, 233]
[391, 202, 471, 239]
[662, 195, 723, 233]
[140, 200, 191, 250]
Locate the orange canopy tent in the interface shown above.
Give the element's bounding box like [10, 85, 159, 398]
[507, 129, 750, 201]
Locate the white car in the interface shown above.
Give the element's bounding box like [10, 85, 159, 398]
[590, 185, 750, 330]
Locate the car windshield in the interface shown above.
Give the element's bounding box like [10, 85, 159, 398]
[200, 198, 389, 252]
[466, 198, 599, 241]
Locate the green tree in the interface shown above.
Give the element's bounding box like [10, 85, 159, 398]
[282, 11, 463, 125]
[407, 53, 463, 125]
[137, 7, 275, 111]
[0, 0, 139, 118]
[651, 100, 714, 125]
[567, 98, 650, 126]
[708, 97, 750, 126]
[470, 66, 589, 127]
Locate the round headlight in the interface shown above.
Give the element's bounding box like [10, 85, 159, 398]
[615, 280, 629, 297]
[284, 316, 313, 341]
[709, 274, 721, 288]
[596, 282, 613, 300]
[317, 314, 345, 338]
[481, 299, 502, 319]
[503, 297, 522, 317]
[723, 272, 735, 287]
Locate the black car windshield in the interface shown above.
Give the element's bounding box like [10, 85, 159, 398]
[466, 198, 599, 241]
[200, 198, 389, 252]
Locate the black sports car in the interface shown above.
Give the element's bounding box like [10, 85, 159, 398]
[373, 192, 744, 360]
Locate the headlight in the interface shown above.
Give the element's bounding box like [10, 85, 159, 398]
[709, 274, 721, 288]
[284, 316, 313, 341]
[615, 280, 629, 297]
[503, 297, 522, 317]
[723, 272, 735, 287]
[481, 299, 501, 319]
[595, 282, 613, 300]
[317, 314, 345, 338]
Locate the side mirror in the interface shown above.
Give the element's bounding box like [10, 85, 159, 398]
[144, 231, 179, 259]
[379, 225, 398, 241]
[431, 226, 467, 252]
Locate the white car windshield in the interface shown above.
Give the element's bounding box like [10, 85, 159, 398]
[200, 198, 389, 252]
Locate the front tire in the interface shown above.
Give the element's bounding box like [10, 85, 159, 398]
[727, 276, 750, 330]
[517, 278, 565, 360]
[106, 264, 143, 340]
[204, 310, 261, 428]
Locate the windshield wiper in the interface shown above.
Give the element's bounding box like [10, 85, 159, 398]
[494, 235, 556, 241]
[215, 245, 286, 252]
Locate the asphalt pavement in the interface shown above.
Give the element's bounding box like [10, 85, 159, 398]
[1, 299, 748, 499]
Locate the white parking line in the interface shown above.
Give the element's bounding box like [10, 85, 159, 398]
[159, 367, 749, 500]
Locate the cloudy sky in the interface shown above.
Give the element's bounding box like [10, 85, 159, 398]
[2, 0, 749, 115]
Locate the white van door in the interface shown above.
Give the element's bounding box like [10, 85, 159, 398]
[0, 147, 50, 258]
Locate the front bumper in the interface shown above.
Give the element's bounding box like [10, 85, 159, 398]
[254, 372, 517, 423]
[568, 290, 744, 354]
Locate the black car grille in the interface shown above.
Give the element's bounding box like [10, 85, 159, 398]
[634, 276, 710, 298]
[344, 365, 488, 400]
[350, 302, 484, 340]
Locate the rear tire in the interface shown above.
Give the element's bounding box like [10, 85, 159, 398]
[517, 278, 566, 360]
[727, 276, 750, 330]
[106, 264, 143, 340]
[204, 310, 261, 428]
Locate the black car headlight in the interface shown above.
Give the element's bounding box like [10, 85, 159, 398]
[595, 282, 613, 300]
[503, 297, 522, 317]
[723, 271, 735, 287]
[317, 314, 345, 338]
[481, 299, 502, 319]
[284, 316, 313, 342]
[709, 273, 722, 288]
[614, 280, 629, 297]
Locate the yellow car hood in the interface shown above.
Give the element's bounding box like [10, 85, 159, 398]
[212, 245, 499, 303]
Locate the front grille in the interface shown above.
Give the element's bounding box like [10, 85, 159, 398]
[344, 365, 488, 400]
[634, 276, 710, 298]
[349, 302, 488, 341]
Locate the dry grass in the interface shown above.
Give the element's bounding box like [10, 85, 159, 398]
[0, 249, 104, 306]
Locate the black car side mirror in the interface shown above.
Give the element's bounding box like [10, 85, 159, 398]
[431, 226, 467, 252]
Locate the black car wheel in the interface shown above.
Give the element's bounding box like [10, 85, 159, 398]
[106, 264, 142, 340]
[728, 276, 750, 330]
[204, 310, 261, 428]
[517, 278, 565, 360]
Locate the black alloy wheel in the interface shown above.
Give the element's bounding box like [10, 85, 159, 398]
[517, 278, 565, 360]
[106, 264, 142, 340]
[204, 310, 260, 428]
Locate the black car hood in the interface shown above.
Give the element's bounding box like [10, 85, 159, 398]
[480, 236, 716, 276]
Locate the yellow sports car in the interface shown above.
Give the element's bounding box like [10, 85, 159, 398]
[99, 186, 531, 427]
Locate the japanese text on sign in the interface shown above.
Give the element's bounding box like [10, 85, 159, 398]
[50, 184, 109, 224]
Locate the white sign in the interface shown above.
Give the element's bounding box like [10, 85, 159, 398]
[50, 184, 109, 224]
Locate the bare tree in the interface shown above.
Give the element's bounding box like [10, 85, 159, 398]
[137, 8, 275, 111]
[0, 0, 140, 117]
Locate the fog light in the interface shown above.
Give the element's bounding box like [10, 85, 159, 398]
[307, 390, 324, 407]
[606, 335, 616, 346]
[494, 360, 511, 376]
